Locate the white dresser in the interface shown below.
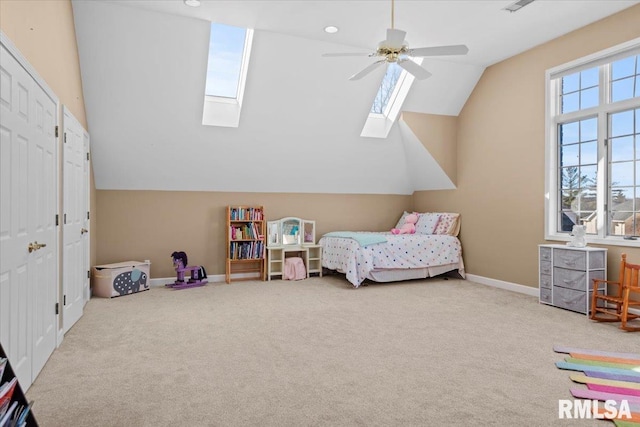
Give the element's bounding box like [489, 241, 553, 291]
[538, 244, 607, 315]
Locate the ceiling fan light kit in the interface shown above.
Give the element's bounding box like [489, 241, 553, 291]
[323, 0, 469, 81]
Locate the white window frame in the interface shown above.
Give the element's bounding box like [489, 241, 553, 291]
[202, 27, 254, 128]
[545, 37, 640, 247]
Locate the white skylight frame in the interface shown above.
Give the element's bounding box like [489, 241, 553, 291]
[361, 58, 422, 139]
[202, 23, 254, 128]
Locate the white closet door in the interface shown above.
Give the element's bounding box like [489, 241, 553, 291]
[0, 40, 58, 389]
[30, 73, 58, 379]
[62, 107, 87, 333]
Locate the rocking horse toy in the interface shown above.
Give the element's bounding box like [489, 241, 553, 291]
[166, 251, 208, 289]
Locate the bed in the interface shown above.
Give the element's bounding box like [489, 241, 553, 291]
[318, 212, 465, 288]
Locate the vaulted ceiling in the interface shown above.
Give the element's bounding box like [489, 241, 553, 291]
[72, 0, 640, 194]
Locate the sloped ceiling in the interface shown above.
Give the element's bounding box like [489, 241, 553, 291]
[72, 0, 639, 195]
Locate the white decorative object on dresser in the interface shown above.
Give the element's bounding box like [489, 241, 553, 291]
[266, 217, 323, 281]
[539, 244, 607, 315]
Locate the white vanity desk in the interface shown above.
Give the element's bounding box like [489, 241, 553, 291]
[266, 217, 322, 281]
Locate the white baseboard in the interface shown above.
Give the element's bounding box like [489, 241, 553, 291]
[466, 274, 640, 316]
[149, 272, 261, 287]
[465, 274, 539, 297]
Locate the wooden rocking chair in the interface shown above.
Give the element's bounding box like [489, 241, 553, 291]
[591, 253, 640, 331]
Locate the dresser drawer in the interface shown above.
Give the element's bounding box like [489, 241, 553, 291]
[540, 287, 552, 304]
[540, 261, 552, 275]
[588, 270, 604, 291]
[553, 286, 587, 313]
[553, 267, 585, 291]
[540, 247, 552, 262]
[540, 274, 551, 289]
[553, 249, 586, 270]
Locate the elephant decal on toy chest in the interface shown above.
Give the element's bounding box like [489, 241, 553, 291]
[113, 268, 148, 296]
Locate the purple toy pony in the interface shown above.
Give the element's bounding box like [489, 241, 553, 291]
[167, 251, 207, 289]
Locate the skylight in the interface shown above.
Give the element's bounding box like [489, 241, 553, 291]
[361, 59, 421, 138]
[202, 22, 253, 127]
[205, 23, 247, 99]
[371, 63, 403, 115]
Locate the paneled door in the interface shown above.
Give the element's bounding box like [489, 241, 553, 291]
[0, 38, 58, 390]
[62, 107, 88, 333]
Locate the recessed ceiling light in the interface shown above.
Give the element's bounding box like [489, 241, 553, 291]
[184, 0, 201, 7]
[324, 26, 339, 34]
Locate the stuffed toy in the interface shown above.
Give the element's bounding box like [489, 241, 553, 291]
[566, 225, 587, 248]
[391, 213, 418, 235]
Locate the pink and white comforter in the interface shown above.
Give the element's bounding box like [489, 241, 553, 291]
[319, 232, 463, 287]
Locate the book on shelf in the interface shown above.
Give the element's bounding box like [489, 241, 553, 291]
[0, 398, 31, 427]
[229, 241, 264, 260]
[230, 222, 264, 241]
[0, 377, 17, 420]
[229, 207, 263, 221]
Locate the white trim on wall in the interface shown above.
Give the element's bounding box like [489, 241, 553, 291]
[466, 273, 539, 297]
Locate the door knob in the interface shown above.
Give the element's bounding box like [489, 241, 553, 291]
[81, 228, 88, 235]
[28, 241, 47, 253]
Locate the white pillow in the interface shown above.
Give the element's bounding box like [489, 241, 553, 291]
[415, 213, 441, 234]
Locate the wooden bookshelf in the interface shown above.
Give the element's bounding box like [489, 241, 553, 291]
[225, 206, 266, 283]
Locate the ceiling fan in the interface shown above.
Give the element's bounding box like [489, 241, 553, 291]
[323, 0, 469, 81]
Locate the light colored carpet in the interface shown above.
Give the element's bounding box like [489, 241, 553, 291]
[26, 276, 639, 427]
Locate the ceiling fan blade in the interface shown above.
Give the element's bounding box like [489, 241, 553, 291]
[397, 60, 432, 80]
[349, 60, 387, 81]
[385, 28, 406, 49]
[408, 45, 469, 57]
[322, 52, 373, 57]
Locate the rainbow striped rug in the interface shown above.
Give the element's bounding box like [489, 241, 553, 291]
[555, 345, 640, 426]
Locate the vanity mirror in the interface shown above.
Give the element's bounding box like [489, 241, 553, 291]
[267, 217, 316, 247]
[281, 217, 301, 245]
[267, 221, 280, 246]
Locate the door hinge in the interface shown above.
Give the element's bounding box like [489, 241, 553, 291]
[63, 295, 66, 305]
[64, 133, 67, 143]
[604, 138, 609, 147]
[55, 303, 59, 315]
[64, 213, 67, 224]
[87, 270, 90, 279]
[87, 211, 90, 220]
[86, 152, 90, 161]
[55, 126, 59, 138]
[55, 214, 59, 226]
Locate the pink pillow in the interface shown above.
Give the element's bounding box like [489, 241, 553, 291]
[433, 213, 460, 235]
[415, 213, 441, 234]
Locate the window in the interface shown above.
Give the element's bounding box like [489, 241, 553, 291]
[205, 23, 247, 99]
[202, 22, 253, 128]
[371, 62, 403, 115]
[361, 58, 422, 139]
[546, 38, 640, 245]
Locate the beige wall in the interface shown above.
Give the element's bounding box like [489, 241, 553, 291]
[1, 0, 96, 269]
[96, 191, 411, 278]
[414, 4, 640, 287]
[1, 0, 86, 127]
[402, 112, 458, 185]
